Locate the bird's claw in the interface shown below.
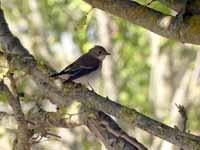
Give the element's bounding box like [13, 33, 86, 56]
[88, 82, 95, 92]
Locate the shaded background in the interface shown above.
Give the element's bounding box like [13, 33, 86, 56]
[0, 0, 200, 150]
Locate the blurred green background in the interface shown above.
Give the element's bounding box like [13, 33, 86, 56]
[1, 0, 200, 150]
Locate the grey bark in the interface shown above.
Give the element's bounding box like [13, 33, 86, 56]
[83, 0, 200, 45]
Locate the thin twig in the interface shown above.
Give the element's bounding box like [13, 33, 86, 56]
[175, 103, 188, 150]
[6, 73, 31, 150]
[175, 103, 188, 132]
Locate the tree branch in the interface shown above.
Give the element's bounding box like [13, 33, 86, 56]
[1, 104, 147, 149]
[26, 74, 200, 149]
[81, 108, 148, 150]
[0, 2, 35, 72]
[156, 0, 200, 14]
[0, 3, 30, 56]
[154, 0, 186, 12]
[1, 1, 200, 150]
[83, 0, 200, 45]
[0, 4, 146, 148]
[175, 104, 188, 132]
[25, 103, 148, 149]
[0, 81, 31, 150]
[28, 108, 83, 129]
[58, 82, 200, 150]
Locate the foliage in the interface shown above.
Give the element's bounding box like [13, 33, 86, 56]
[1, 0, 200, 149]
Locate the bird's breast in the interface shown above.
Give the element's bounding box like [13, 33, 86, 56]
[74, 65, 101, 85]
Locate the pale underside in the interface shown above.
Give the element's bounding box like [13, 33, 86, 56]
[59, 65, 102, 85]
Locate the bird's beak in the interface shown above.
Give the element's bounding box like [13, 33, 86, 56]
[106, 52, 111, 55]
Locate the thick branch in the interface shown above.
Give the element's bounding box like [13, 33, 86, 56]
[1, 105, 147, 150]
[60, 82, 200, 150]
[1, 2, 200, 150]
[0, 5, 146, 149]
[155, 0, 186, 12]
[148, 0, 200, 14]
[28, 109, 82, 129]
[0, 4, 30, 56]
[24, 75, 199, 149]
[81, 109, 147, 150]
[29, 107, 147, 150]
[0, 3, 35, 72]
[83, 0, 200, 45]
[0, 81, 31, 150]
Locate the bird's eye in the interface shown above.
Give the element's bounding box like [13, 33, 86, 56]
[98, 51, 102, 54]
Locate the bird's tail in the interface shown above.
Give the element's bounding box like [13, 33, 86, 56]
[50, 72, 71, 83]
[50, 73, 72, 84]
[49, 72, 63, 77]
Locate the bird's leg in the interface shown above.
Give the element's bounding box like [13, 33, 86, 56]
[88, 82, 95, 92]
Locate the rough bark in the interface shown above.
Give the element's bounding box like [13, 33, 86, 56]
[155, 0, 186, 12]
[81, 109, 148, 150]
[0, 82, 31, 150]
[1, 1, 200, 150]
[0, 3, 146, 149]
[83, 0, 200, 45]
[155, 0, 200, 13]
[0, 105, 147, 150]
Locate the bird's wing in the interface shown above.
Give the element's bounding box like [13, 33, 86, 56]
[50, 54, 100, 79]
[49, 54, 86, 77]
[65, 64, 99, 82]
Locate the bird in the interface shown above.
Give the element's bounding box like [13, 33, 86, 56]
[50, 45, 110, 85]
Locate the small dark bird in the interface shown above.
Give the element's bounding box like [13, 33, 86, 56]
[50, 45, 110, 84]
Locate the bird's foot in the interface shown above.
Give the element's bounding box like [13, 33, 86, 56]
[88, 82, 95, 92]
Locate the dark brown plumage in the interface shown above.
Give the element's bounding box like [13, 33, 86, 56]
[50, 45, 110, 84]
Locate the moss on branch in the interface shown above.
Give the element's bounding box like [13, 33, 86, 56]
[0, 1, 200, 149]
[83, 0, 200, 45]
[62, 82, 200, 150]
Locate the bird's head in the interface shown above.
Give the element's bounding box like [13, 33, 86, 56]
[89, 45, 111, 60]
